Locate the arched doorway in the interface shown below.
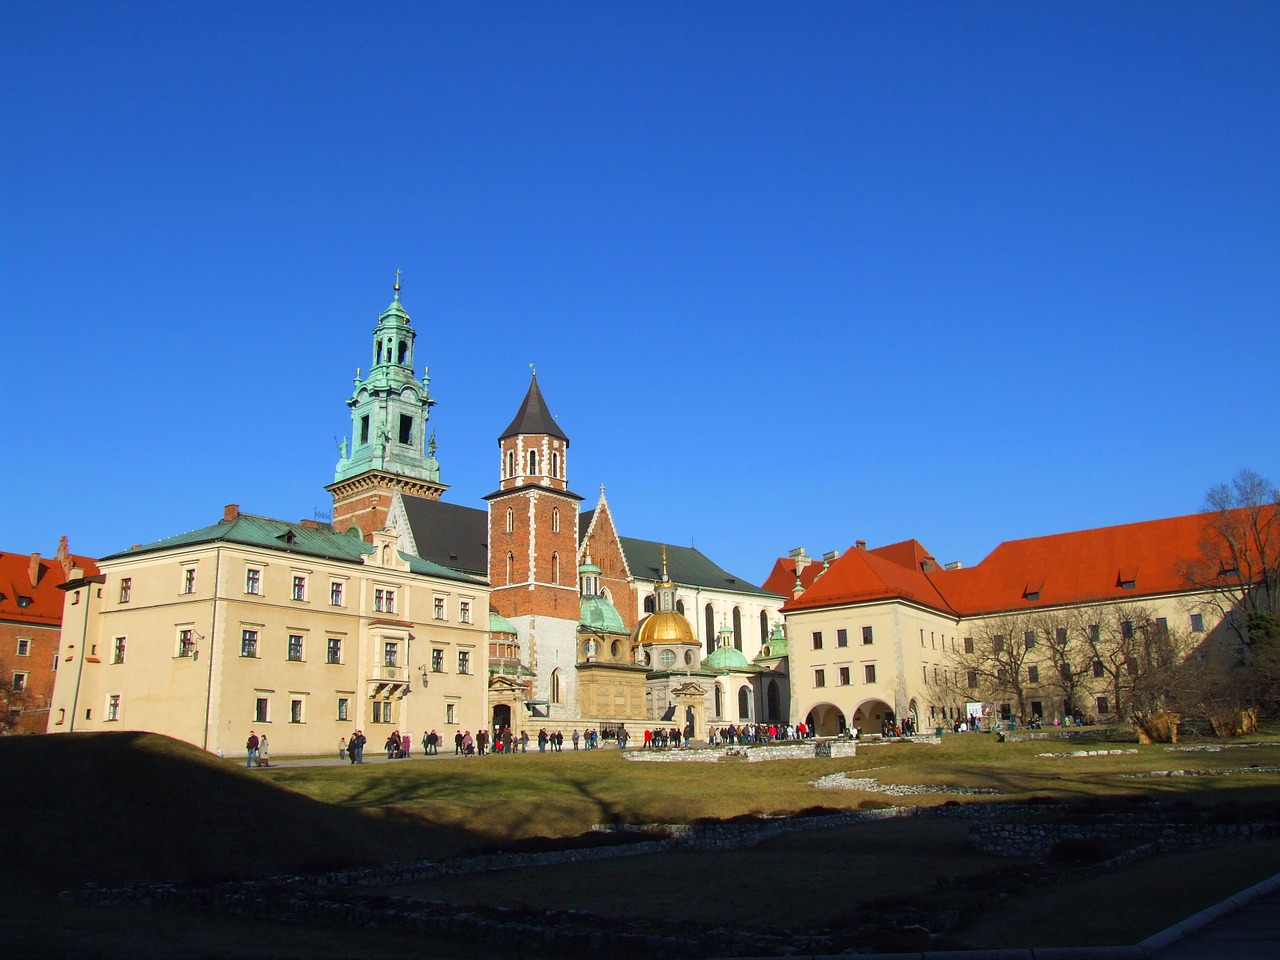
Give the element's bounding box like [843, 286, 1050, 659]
[737, 685, 752, 720]
[766, 679, 781, 722]
[806, 702, 846, 736]
[850, 698, 895, 736]
[492, 703, 512, 734]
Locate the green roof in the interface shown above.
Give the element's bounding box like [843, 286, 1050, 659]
[103, 513, 485, 586]
[703, 644, 752, 671]
[618, 537, 781, 599]
[489, 610, 518, 634]
[580, 595, 626, 634]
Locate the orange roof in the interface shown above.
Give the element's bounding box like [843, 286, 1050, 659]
[0, 546, 99, 628]
[762, 556, 827, 596]
[780, 505, 1278, 618]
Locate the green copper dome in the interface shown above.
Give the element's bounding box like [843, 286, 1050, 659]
[489, 610, 518, 635]
[703, 644, 751, 672]
[580, 595, 626, 634]
[756, 622, 789, 660]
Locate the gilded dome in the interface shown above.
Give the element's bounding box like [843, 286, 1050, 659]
[633, 611, 698, 647]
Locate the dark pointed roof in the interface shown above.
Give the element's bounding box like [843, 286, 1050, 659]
[499, 375, 568, 442]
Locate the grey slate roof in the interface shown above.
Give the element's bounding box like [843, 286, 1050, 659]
[399, 497, 489, 577]
[499, 375, 569, 442]
[620, 537, 782, 599]
[102, 513, 486, 585]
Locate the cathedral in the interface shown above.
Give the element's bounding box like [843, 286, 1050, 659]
[328, 280, 788, 741]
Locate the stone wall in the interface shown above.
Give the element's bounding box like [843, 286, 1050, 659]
[621, 740, 858, 762]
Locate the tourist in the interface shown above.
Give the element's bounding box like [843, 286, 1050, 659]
[455, 730, 464, 755]
[245, 730, 259, 768]
[572, 729, 580, 750]
[258, 735, 270, 767]
[339, 736, 347, 761]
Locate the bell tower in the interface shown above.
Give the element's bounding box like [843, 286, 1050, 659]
[328, 275, 447, 538]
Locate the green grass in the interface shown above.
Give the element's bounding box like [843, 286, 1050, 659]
[3, 726, 1280, 956]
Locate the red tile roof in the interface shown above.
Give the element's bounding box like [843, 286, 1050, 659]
[0, 546, 99, 628]
[783, 544, 954, 614]
[762, 556, 827, 596]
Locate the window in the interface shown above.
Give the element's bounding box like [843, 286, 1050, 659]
[119, 578, 132, 603]
[967, 669, 978, 688]
[431, 648, 444, 672]
[864, 664, 877, 684]
[506, 507, 514, 533]
[1028, 665, 1040, 683]
[292, 575, 306, 601]
[552, 507, 560, 533]
[814, 669, 826, 688]
[398, 413, 412, 444]
[836, 628, 848, 647]
[1155, 617, 1168, 636]
[458, 650, 471, 674]
[459, 600, 471, 624]
[644, 595, 655, 614]
[552, 552, 560, 582]
[434, 597, 446, 620]
[178, 629, 195, 658]
[287, 635, 303, 662]
[812, 631, 823, 650]
[445, 702, 456, 725]
[1121, 620, 1134, 639]
[996, 667, 1007, 682]
[1024, 631, 1036, 650]
[385, 589, 396, 614]
[993, 635, 1005, 654]
[112, 637, 125, 664]
[383, 641, 398, 668]
[528, 449, 538, 475]
[506, 552, 514, 585]
[16, 639, 30, 657]
[1056, 627, 1068, 644]
[12, 672, 27, 692]
[290, 699, 304, 723]
[862, 626, 874, 645]
[245, 568, 261, 595]
[374, 588, 397, 614]
[838, 666, 851, 685]
[1088, 623, 1100, 642]
[240, 630, 258, 658]
[1095, 696, 1110, 715]
[1092, 659, 1105, 678]
[963, 637, 975, 654]
[1188, 612, 1204, 632]
[183, 567, 196, 594]
[550, 669, 561, 704]
[660, 649, 676, 668]
[551, 450, 560, 478]
[360, 414, 370, 444]
[337, 697, 349, 721]
[327, 638, 342, 664]
[505, 450, 514, 479]
[330, 581, 344, 606]
[107, 694, 120, 721]
[255, 698, 269, 722]
[371, 702, 388, 723]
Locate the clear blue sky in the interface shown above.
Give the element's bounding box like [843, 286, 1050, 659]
[2, 2, 1277, 584]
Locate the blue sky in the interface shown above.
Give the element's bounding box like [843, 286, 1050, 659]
[2, 2, 1277, 585]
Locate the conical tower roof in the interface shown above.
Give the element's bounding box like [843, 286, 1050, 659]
[499, 374, 568, 442]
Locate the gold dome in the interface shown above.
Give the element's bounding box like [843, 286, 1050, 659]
[633, 610, 698, 647]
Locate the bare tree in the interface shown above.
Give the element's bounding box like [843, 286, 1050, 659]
[1042, 608, 1097, 718]
[0, 662, 33, 735]
[944, 612, 1047, 722]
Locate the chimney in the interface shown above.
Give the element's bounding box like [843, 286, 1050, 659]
[300, 519, 319, 531]
[28, 552, 41, 587]
[822, 549, 840, 563]
[56, 535, 72, 576]
[921, 558, 937, 573]
[223, 504, 240, 523]
[788, 547, 811, 575]
[855, 540, 867, 551]
[944, 561, 963, 571]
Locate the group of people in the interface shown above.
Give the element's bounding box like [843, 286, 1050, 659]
[882, 716, 918, 737]
[339, 730, 366, 763]
[704, 721, 810, 746]
[244, 731, 270, 767]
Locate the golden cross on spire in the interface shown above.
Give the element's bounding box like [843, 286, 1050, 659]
[393, 269, 402, 300]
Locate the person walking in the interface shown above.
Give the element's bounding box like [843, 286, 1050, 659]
[246, 731, 259, 768]
[339, 736, 347, 761]
[258, 735, 270, 767]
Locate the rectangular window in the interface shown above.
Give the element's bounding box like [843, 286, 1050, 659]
[1056, 627, 1068, 644]
[1028, 665, 1040, 683]
[1089, 623, 1100, 642]
[399, 413, 413, 445]
[814, 669, 826, 688]
[434, 597, 446, 620]
[12, 672, 27, 692]
[337, 697, 349, 721]
[16, 638, 30, 657]
[119, 578, 132, 603]
[1092, 659, 1105, 678]
[287, 635, 303, 662]
[445, 702, 456, 725]
[290, 699, 304, 724]
[1030, 700, 1043, 718]
[1121, 620, 1134, 639]
[292, 576, 306, 601]
[997, 667, 1007, 682]
[963, 636, 974, 654]
[383, 641, 398, 668]
[183, 567, 196, 594]
[459, 600, 471, 624]
[993, 635, 1005, 654]
[812, 631, 823, 650]
[107, 694, 120, 721]
[385, 589, 396, 614]
[112, 637, 126, 664]
[1155, 617, 1169, 637]
[458, 650, 471, 675]
[838, 666, 850, 685]
[1095, 696, 1110, 715]
[360, 415, 370, 444]
[178, 629, 195, 658]
[863, 664, 877, 684]
[245, 568, 261, 595]
[374, 588, 384, 612]
[255, 697, 269, 723]
[836, 628, 848, 647]
[431, 648, 444, 673]
[862, 625, 874, 645]
[241, 630, 259, 658]
[327, 638, 342, 664]
[967, 669, 978, 688]
[1190, 612, 1205, 633]
[1024, 631, 1036, 650]
[330, 581, 344, 606]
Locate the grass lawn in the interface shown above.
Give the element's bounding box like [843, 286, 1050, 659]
[3, 726, 1280, 956]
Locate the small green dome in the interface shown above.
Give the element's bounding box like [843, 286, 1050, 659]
[580, 595, 626, 634]
[703, 644, 751, 671]
[756, 623, 789, 660]
[489, 610, 518, 635]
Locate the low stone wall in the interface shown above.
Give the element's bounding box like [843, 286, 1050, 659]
[621, 740, 857, 762]
[1003, 728, 1138, 743]
[970, 819, 1280, 858]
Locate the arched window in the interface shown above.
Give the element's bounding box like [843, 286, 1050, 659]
[552, 552, 560, 582]
[704, 604, 715, 656]
[505, 507, 514, 534]
[676, 599, 685, 615]
[550, 669, 561, 704]
[732, 607, 743, 650]
[760, 610, 769, 644]
[528, 449, 538, 476]
[644, 595, 656, 614]
[767, 679, 781, 722]
[738, 686, 751, 720]
[376, 342, 384, 365]
[506, 552, 514, 585]
[610, 640, 620, 657]
[397, 340, 407, 364]
[714, 686, 723, 717]
[552, 507, 560, 533]
[551, 451, 560, 478]
[506, 450, 514, 479]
